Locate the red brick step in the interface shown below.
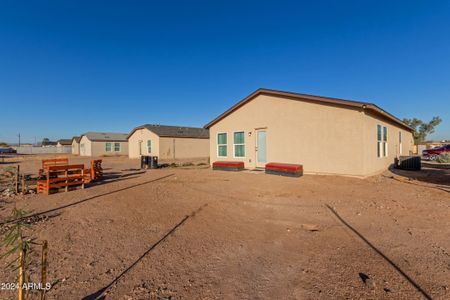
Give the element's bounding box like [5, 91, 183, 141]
[265, 162, 303, 177]
[212, 161, 244, 171]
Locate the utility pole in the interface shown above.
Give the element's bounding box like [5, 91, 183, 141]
[18, 133, 21, 147]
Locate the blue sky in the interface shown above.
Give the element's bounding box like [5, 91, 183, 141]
[0, 0, 449, 143]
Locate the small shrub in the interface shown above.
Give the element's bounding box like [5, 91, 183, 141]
[196, 162, 207, 166]
[1, 166, 15, 178]
[169, 163, 178, 168]
[182, 162, 194, 167]
[1, 208, 49, 299]
[1, 208, 31, 284]
[436, 153, 450, 163]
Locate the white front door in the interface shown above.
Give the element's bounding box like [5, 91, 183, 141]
[255, 129, 267, 168]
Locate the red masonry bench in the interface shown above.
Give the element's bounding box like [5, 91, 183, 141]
[212, 161, 244, 171]
[265, 163, 303, 177]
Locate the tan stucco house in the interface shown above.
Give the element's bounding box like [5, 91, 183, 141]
[79, 132, 129, 157]
[56, 139, 72, 148]
[127, 124, 209, 161]
[56, 139, 72, 153]
[71, 136, 80, 155]
[204, 89, 414, 177]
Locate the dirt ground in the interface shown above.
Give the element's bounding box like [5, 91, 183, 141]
[0, 154, 449, 299]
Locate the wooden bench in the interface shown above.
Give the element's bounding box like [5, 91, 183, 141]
[212, 161, 244, 171]
[39, 158, 69, 176]
[84, 159, 103, 183]
[37, 164, 85, 195]
[265, 163, 303, 177]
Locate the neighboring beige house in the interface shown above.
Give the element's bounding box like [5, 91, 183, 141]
[79, 132, 129, 157]
[71, 136, 81, 155]
[56, 139, 72, 147]
[127, 124, 209, 162]
[56, 139, 72, 153]
[204, 88, 414, 177]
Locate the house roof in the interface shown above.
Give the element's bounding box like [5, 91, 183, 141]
[57, 139, 72, 145]
[81, 132, 128, 142]
[128, 124, 209, 139]
[204, 88, 413, 132]
[71, 136, 81, 143]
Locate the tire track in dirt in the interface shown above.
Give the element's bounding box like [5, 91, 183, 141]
[325, 204, 433, 300]
[182, 180, 436, 299]
[82, 203, 209, 300]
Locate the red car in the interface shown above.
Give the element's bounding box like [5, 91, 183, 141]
[422, 144, 450, 160]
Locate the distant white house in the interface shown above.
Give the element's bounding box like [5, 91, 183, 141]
[56, 139, 72, 147]
[71, 136, 81, 155]
[56, 139, 72, 153]
[79, 132, 129, 157]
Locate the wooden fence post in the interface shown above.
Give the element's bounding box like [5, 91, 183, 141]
[21, 174, 26, 194]
[15, 165, 20, 194]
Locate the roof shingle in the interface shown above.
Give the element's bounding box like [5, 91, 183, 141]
[57, 139, 72, 145]
[129, 124, 209, 139]
[71, 136, 81, 143]
[81, 132, 128, 142]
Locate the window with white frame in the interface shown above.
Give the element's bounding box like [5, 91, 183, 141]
[114, 142, 121, 152]
[377, 125, 382, 157]
[217, 133, 227, 157]
[105, 142, 112, 152]
[398, 131, 402, 155]
[147, 140, 152, 153]
[383, 126, 388, 157]
[233, 131, 245, 157]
